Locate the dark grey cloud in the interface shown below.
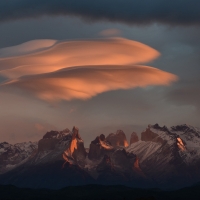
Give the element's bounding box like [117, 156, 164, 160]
[0, 0, 200, 25]
[167, 79, 200, 113]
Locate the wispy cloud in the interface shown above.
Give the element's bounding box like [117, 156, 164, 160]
[0, 39, 57, 58]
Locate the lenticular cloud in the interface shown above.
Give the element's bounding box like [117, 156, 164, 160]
[0, 37, 178, 101]
[0, 37, 159, 78]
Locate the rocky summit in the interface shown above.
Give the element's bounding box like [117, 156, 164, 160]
[1, 123, 200, 189]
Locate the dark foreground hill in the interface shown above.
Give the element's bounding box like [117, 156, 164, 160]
[1, 184, 200, 200]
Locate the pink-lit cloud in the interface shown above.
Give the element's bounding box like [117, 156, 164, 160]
[2, 65, 178, 101]
[0, 37, 178, 102]
[0, 37, 159, 79]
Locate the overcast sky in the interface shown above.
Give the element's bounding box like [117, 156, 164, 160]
[0, 1, 200, 146]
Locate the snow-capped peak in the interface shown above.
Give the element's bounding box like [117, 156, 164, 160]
[0, 141, 38, 174]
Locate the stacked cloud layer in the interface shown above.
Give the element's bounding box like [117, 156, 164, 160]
[0, 37, 178, 101]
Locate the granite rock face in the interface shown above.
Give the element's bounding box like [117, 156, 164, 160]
[96, 154, 113, 172]
[0, 126, 93, 189]
[2, 124, 200, 189]
[64, 126, 87, 166]
[88, 134, 114, 160]
[111, 149, 136, 171]
[127, 124, 200, 188]
[141, 125, 166, 144]
[106, 130, 129, 148]
[130, 132, 139, 145]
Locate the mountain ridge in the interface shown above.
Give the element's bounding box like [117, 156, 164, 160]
[1, 123, 200, 189]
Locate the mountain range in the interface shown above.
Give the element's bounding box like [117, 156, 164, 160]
[0, 123, 200, 190]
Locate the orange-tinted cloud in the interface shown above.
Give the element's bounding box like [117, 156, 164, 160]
[0, 37, 159, 79]
[0, 37, 178, 102]
[2, 65, 178, 101]
[99, 29, 122, 36]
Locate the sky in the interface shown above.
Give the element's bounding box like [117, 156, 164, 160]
[0, 1, 200, 146]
